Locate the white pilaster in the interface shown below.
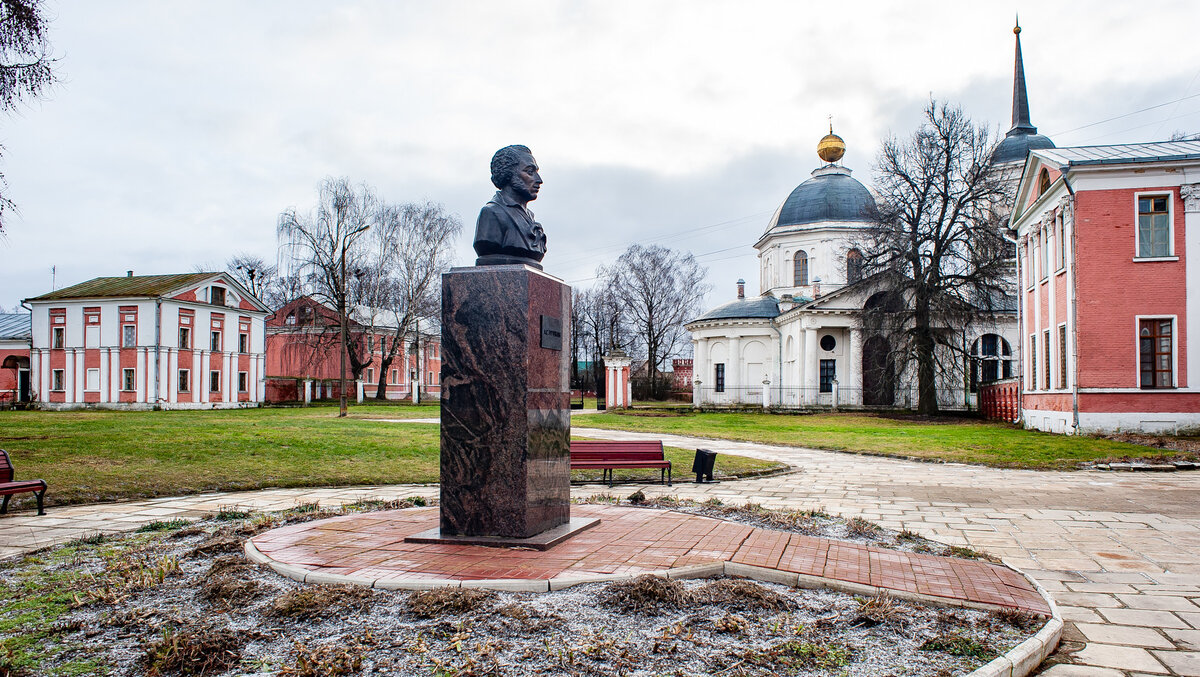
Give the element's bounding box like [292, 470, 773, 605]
[136, 348, 146, 402]
[729, 336, 742, 401]
[1183, 184, 1200, 389]
[804, 328, 818, 404]
[849, 327, 863, 405]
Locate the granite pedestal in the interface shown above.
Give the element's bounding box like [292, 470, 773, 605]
[430, 264, 584, 541]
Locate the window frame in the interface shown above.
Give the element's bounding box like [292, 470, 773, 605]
[714, 363, 725, 393]
[793, 251, 808, 287]
[85, 368, 100, 392]
[179, 327, 191, 349]
[210, 331, 221, 352]
[238, 332, 249, 354]
[819, 359, 836, 393]
[122, 324, 136, 348]
[122, 368, 136, 392]
[1029, 334, 1037, 391]
[1043, 329, 1051, 390]
[178, 369, 190, 393]
[1058, 324, 1068, 390]
[210, 370, 221, 393]
[238, 371, 248, 393]
[210, 286, 226, 306]
[52, 326, 64, 349]
[51, 369, 65, 391]
[1134, 192, 1175, 260]
[1137, 316, 1176, 389]
[1055, 214, 1067, 272]
[1039, 229, 1049, 281]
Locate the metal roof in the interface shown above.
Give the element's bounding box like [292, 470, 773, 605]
[766, 166, 876, 231]
[691, 296, 780, 322]
[25, 273, 220, 301]
[0, 313, 31, 340]
[1032, 141, 1200, 168]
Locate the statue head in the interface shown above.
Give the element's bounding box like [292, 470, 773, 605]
[490, 145, 541, 203]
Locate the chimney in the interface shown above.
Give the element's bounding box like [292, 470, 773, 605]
[736, 279, 745, 299]
[127, 270, 134, 277]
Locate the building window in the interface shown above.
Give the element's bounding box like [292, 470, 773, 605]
[428, 371, 435, 385]
[210, 370, 221, 392]
[714, 363, 725, 393]
[819, 359, 836, 393]
[970, 334, 1013, 392]
[1029, 335, 1037, 390]
[391, 369, 399, 385]
[793, 251, 808, 286]
[239, 333, 248, 354]
[179, 369, 190, 393]
[238, 371, 248, 393]
[123, 368, 136, 391]
[52, 326, 64, 348]
[211, 331, 221, 352]
[285, 312, 296, 325]
[52, 369, 64, 390]
[846, 249, 863, 283]
[366, 368, 374, 384]
[86, 368, 100, 391]
[1138, 195, 1170, 258]
[210, 286, 226, 306]
[1043, 329, 1051, 390]
[820, 335, 836, 351]
[121, 325, 136, 348]
[176, 327, 189, 349]
[1139, 319, 1173, 388]
[1058, 324, 1068, 389]
[1038, 168, 1051, 195]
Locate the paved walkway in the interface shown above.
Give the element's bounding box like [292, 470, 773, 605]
[249, 504, 1051, 614]
[2, 425, 1198, 675]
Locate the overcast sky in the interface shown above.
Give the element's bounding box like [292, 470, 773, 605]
[3, 1, 1199, 312]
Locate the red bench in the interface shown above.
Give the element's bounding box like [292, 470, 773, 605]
[1, 449, 47, 516]
[570, 440, 671, 487]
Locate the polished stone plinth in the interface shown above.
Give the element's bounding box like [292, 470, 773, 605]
[435, 264, 572, 538]
[404, 517, 600, 551]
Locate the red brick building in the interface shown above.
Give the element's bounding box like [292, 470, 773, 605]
[1012, 141, 1200, 433]
[265, 296, 440, 402]
[23, 272, 269, 409]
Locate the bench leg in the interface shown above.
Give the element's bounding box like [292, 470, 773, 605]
[607, 469, 614, 488]
[0, 495, 8, 514]
[36, 490, 45, 516]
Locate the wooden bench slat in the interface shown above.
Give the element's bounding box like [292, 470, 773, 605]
[569, 440, 671, 487]
[0, 450, 47, 516]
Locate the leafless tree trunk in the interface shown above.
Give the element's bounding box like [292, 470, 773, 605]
[599, 245, 709, 401]
[855, 100, 1011, 415]
[277, 177, 379, 416]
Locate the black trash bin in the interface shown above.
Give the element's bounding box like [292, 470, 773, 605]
[691, 448, 717, 483]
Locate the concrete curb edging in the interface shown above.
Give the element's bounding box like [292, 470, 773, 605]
[246, 541, 1061, 676]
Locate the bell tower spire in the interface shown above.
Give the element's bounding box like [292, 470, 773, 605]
[1009, 18, 1037, 135]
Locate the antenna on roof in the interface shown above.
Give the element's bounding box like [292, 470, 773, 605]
[51, 265, 56, 291]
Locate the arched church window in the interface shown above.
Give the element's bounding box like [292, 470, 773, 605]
[846, 249, 863, 283]
[794, 251, 808, 286]
[1038, 168, 1051, 195]
[970, 333, 1013, 392]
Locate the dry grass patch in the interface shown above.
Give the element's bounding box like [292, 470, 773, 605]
[600, 574, 691, 614]
[698, 579, 795, 612]
[270, 585, 375, 621]
[142, 625, 246, 676]
[197, 556, 263, 607]
[407, 587, 496, 618]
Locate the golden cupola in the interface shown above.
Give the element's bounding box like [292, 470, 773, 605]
[817, 123, 846, 164]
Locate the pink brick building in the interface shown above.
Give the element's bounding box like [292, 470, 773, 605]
[1011, 141, 1200, 433]
[23, 272, 269, 409]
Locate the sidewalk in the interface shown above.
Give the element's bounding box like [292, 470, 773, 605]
[3, 426, 1199, 674]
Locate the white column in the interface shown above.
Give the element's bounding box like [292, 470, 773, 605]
[30, 350, 42, 402]
[168, 350, 178, 404]
[258, 356, 267, 403]
[192, 351, 202, 403]
[109, 348, 121, 401]
[135, 348, 146, 402]
[356, 379, 364, 403]
[201, 352, 210, 403]
[98, 350, 109, 403]
[729, 336, 742, 403]
[64, 349, 75, 403]
[692, 340, 705, 406]
[304, 379, 312, 404]
[224, 352, 233, 402]
[803, 328, 818, 405]
[1182, 184, 1200, 389]
[849, 327, 863, 405]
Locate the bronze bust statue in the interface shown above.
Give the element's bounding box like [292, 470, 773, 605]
[473, 145, 547, 269]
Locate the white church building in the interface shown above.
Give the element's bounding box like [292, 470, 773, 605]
[687, 26, 1047, 410]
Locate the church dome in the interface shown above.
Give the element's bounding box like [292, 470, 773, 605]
[767, 164, 876, 230]
[693, 295, 780, 322]
[991, 130, 1056, 165]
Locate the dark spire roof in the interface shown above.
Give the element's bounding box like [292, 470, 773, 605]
[1009, 21, 1036, 135]
[992, 21, 1056, 165]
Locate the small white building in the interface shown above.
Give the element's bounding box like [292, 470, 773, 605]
[23, 272, 269, 410]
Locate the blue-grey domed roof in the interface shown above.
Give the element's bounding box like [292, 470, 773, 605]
[693, 296, 780, 322]
[767, 165, 876, 230]
[992, 130, 1056, 165]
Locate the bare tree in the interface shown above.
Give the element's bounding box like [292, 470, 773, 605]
[599, 244, 709, 400]
[0, 0, 57, 232]
[224, 253, 285, 308]
[277, 177, 379, 416]
[856, 100, 1011, 415]
[363, 201, 461, 400]
[572, 285, 629, 397]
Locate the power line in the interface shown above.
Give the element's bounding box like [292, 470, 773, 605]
[1049, 91, 1200, 138]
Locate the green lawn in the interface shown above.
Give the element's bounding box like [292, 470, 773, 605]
[0, 406, 780, 509]
[573, 410, 1180, 469]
